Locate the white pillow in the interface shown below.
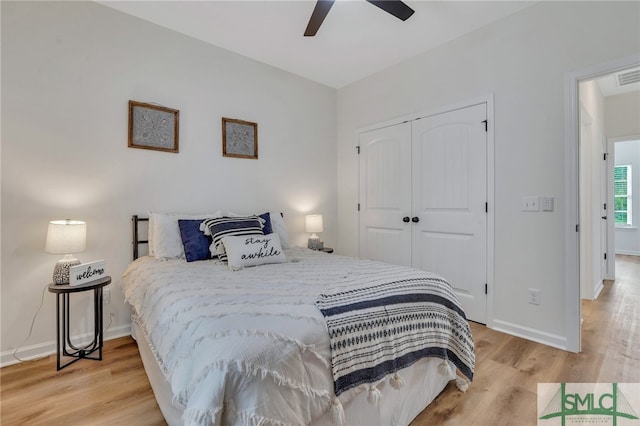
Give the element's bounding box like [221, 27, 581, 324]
[227, 211, 291, 249]
[268, 212, 291, 249]
[148, 211, 223, 259]
[221, 233, 287, 271]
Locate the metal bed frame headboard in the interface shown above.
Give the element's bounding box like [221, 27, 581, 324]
[131, 215, 149, 260]
[131, 212, 285, 260]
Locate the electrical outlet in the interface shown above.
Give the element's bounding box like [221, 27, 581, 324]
[521, 196, 540, 211]
[541, 196, 554, 212]
[528, 288, 541, 305]
[103, 289, 110, 305]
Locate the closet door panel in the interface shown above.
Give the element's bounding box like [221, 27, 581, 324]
[417, 231, 472, 295]
[358, 122, 412, 266]
[411, 104, 488, 323]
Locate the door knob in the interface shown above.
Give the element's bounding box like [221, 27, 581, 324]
[402, 216, 410, 223]
[602, 216, 607, 220]
[412, 216, 420, 223]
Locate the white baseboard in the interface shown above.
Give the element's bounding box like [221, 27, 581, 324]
[1, 323, 131, 368]
[592, 280, 604, 299]
[582, 280, 605, 301]
[615, 250, 640, 256]
[492, 319, 569, 351]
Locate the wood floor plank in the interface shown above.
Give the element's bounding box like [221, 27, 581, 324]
[0, 338, 167, 425]
[1, 255, 638, 425]
[414, 255, 639, 425]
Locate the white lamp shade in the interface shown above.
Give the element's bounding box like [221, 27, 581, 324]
[305, 214, 323, 234]
[45, 220, 87, 254]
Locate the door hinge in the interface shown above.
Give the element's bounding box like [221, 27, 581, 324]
[482, 120, 488, 132]
[485, 202, 488, 213]
[357, 203, 360, 211]
[603, 153, 608, 161]
[356, 146, 360, 154]
[604, 203, 607, 210]
[576, 224, 580, 232]
[485, 283, 488, 294]
[604, 252, 607, 260]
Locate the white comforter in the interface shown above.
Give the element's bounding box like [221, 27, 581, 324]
[122, 248, 460, 426]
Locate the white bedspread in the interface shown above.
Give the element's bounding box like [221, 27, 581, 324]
[122, 248, 468, 426]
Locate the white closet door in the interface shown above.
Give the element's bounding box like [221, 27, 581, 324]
[411, 104, 488, 323]
[359, 122, 412, 266]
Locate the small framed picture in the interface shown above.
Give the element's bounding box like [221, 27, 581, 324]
[128, 100, 179, 153]
[222, 117, 258, 159]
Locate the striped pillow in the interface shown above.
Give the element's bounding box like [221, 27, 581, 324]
[200, 216, 264, 261]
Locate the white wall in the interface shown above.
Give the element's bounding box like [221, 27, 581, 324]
[606, 91, 640, 138]
[336, 2, 640, 348]
[1, 2, 337, 364]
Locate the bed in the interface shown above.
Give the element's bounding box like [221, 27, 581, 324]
[123, 213, 474, 426]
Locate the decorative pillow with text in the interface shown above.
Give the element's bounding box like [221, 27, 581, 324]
[221, 233, 287, 271]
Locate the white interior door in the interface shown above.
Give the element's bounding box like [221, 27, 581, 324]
[411, 104, 488, 323]
[358, 122, 412, 266]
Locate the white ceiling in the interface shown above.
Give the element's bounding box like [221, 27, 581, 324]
[594, 67, 640, 97]
[99, 0, 536, 88]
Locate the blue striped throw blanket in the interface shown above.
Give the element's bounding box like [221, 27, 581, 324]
[316, 273, 475, 397]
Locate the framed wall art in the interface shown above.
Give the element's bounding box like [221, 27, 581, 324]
[128, 100, 179, 153]
[222, 117, 258, 159]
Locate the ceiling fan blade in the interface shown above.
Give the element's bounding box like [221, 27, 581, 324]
[366, 0, 415, 21]
[304, 0, 335, 37]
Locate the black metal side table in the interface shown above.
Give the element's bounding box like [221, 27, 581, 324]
[47, 276, 111, 370]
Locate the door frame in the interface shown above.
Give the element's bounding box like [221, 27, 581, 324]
[356, 94, 495, 328]
[600, 134, 611, 281]
[564, 54, 639, 353]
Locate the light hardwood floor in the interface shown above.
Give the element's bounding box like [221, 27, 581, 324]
[2, 256, 638, 425]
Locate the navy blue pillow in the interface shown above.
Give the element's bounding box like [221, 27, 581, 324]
[258, 212, 273, 235]
[178, 220, 212, 262]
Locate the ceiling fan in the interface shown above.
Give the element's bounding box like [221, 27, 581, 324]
[304, 0, 415, 37]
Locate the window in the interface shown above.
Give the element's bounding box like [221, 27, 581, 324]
[614, 165, 632, 226]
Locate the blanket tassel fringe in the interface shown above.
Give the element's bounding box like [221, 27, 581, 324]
[389, 373, 405, 390]
[331, 398, 345, 425]
[367, 385, 381, 406]
[455, 376, 469, 392]
[438, 361, 453, 377]
[438, 361, 470, 392]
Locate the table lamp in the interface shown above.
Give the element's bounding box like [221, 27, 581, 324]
[46, 219, 86, 284]
[305, 214, 323, 250]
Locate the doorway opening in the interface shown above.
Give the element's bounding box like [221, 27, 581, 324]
[573, 60, 640, 352]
